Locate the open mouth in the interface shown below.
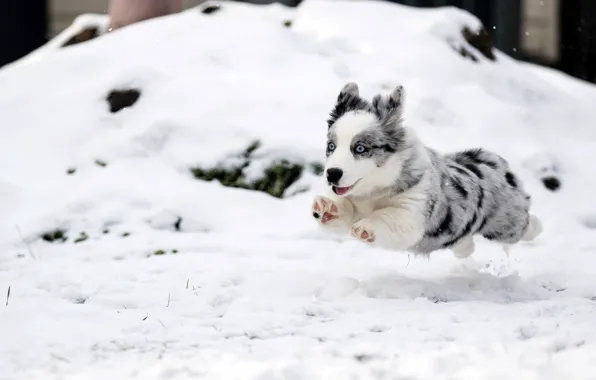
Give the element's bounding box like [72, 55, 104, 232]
[332, 180, 360, 196]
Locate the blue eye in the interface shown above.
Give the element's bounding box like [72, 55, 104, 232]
[327, 142, 336, 151]
[355, 144, 366, 153]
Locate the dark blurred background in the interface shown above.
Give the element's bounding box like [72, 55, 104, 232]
[1, 0, 595, 84]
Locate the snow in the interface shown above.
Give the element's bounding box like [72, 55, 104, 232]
[1, 0, 596, 378]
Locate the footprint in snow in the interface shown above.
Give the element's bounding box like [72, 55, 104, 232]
[579, 214, 596, 230]
[133, 121, 175, 153]
[313, 277, 364, 301]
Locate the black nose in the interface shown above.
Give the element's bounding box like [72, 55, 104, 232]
[326, 168, 343, 184]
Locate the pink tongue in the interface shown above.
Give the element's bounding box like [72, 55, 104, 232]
[334, 186, 350, 195]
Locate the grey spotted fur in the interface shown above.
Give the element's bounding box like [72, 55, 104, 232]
[413, 147, 533, 254]
[326, 83, 536, 254]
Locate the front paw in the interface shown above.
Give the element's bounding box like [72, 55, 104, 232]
[351, 219, 376, 243]
[312, 195, 340, 225]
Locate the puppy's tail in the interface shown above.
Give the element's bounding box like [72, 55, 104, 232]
[522, 214, 543, 241]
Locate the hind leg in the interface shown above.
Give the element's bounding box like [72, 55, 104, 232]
[451, 235, 475, 259]
[521, 214, 542, 241]
[482, 214, 542, 255]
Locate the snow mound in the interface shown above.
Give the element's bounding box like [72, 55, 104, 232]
[1, 0, 596, 377]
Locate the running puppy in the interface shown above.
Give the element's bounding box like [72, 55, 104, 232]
[312, 82, 542, 257]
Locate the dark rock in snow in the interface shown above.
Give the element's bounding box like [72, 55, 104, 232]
[62, 27, 100, 48]
[522, 152, 563, 192]
[201, 3, 221, 15]
[173, 217, 182, 231]
[106, 89, 141, 113]
[541, 176, 561, 191]
[460, 26, 496, 61]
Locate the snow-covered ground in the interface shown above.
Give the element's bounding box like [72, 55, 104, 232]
[2, 0, 596, 378]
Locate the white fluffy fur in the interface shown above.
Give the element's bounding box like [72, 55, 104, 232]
[313, 111, 430, 251]
[313, 175, 428, 252]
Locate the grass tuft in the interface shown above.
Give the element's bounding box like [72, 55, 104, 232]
[42, 229, 68, 243]
[74, 232, 89, 244]
[191, 140, 322, 198]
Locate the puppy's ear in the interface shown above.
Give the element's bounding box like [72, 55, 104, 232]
[372, 85, 405, 128]
[327, 82, 370, 128]
[388, 85, 404, 109]
[338, 82, 359, 100]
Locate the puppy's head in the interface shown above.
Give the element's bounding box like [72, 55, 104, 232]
[324, 82, 411, 197]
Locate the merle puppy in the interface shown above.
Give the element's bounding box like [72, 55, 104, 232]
[311, 82, 542, 257]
